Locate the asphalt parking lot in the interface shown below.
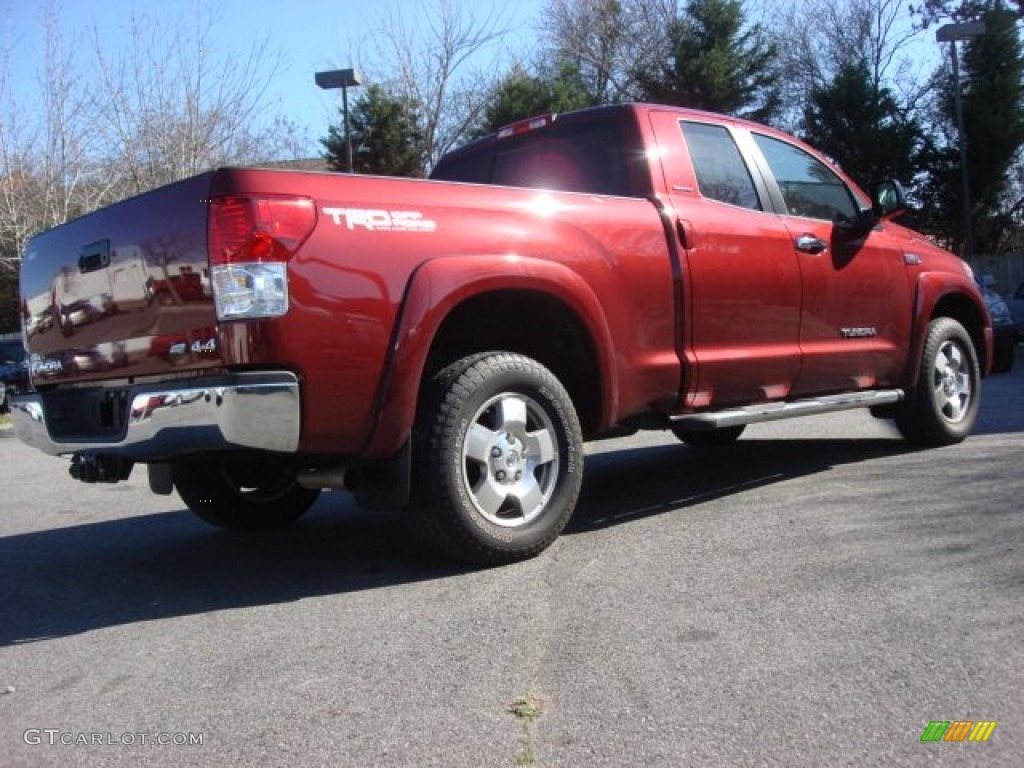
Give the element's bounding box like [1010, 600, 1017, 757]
[1, 350, 1022, 767]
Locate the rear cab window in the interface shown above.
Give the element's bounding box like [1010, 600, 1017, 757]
[431, 110, 650, 197]
[679, 121, 761, 211]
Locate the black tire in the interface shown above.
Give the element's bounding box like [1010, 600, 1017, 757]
[670, 424, 746, 447]
[173, 456, 320, 531]
[895, 317, 981, 446]
[411, 352, 583, 566]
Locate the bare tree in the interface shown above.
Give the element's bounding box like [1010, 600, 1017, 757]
[0, 74, 34, 276]
[88, 7, 306, 200]
[770, 0, 928, 130]
[366, 0, 512, 170]
[542, 0, 628, 103]
[0, 4, 99, 276]
[37, 7, 107, 228]
[0, 2, 305, 292]
[539, 0, 676, 104]
[0, 3, 31, 275]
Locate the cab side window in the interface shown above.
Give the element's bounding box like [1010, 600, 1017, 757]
[680, 121, 761, 211]
[752, 133, 859, 223]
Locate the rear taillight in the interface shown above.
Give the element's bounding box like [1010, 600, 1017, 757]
[208, 195, 316, 320]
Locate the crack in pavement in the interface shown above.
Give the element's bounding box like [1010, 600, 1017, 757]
[508, 536, 564, 766]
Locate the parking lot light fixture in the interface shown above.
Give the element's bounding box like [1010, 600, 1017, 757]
[936, 21, 986, 262]
[315, 68, 363, 173]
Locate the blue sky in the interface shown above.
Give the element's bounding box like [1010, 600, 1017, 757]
[2, 0, 547, 156]
[3, 0, 941, 161]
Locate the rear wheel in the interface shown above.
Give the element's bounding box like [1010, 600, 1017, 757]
[173, 456, 320, 530]
[670, 424, 745, 447]
[895, 317, 980, 446]
[410, 352, 583, 566]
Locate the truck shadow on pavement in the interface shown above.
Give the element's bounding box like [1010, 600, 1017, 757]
[0, 435, 978, 646]
[568, 437, 913, 532]
[0, 492, 442, 646]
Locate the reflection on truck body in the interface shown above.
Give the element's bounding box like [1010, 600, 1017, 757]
[55, 242, 154, 336]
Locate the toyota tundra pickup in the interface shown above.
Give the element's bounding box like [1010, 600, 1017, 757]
[11, 103, 993, 565]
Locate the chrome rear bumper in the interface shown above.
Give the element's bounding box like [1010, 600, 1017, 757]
[10, 371, 300, 459]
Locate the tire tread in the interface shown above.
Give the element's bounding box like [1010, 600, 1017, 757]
[895, 317, 980, 447]
[409, 352, 582, 566]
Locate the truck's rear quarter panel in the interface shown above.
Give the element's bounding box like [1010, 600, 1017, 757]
[210, 169, 678, 454]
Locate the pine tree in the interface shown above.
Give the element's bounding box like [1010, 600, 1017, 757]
[632, 0, 782, 122]
[802, 60, 923, 192]
[960, 4, 1024, 252]
[917, 1, 1024, 254]
[473, 62, 594, 138]
[321, 84, 425, 177]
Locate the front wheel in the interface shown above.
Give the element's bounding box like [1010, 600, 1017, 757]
[411, 352, 583, 566]
[895, 317, 981, 446]
[173, 456, 320, 531]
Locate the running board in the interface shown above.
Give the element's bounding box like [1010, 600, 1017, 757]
[670, 389, 904, 431]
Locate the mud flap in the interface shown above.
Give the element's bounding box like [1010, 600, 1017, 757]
[148, 463, 174, 495]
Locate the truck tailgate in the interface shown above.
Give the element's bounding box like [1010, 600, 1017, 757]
[21, 173, 221, 386]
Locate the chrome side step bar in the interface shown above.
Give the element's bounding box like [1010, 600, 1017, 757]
[670, 389, 904, 431]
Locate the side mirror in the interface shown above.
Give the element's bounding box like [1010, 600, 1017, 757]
[872, 180, 907, 219]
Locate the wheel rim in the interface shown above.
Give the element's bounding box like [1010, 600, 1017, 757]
[932, 339, 973, 423]
[460, 392, 560, 528]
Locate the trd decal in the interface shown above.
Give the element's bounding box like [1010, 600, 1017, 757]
[322, 207, 437, 232]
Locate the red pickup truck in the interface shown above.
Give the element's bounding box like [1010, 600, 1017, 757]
[12, 103, 993, 565]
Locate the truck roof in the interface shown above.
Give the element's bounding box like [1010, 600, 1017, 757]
[430, 102, 814, 199]
[437, 102, 781, 161]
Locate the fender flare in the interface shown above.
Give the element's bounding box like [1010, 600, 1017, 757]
[904, 272, 992, 393]
[363, 254, 618, 457]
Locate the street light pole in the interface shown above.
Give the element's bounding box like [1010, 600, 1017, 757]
[936, 21, 986, 262]
[315, 68, 364, 173]
[342, 85, 352, 172]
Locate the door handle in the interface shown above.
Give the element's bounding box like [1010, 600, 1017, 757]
[795, 235, 828, 254]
